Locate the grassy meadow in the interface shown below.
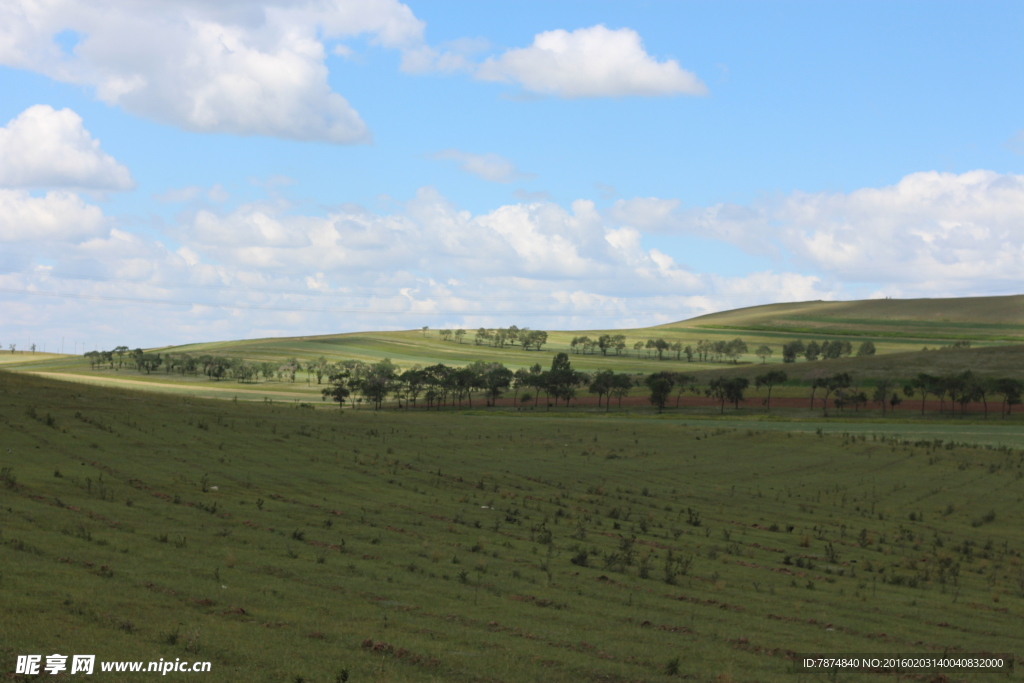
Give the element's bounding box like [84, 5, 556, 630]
[2, 370, 1024, 682]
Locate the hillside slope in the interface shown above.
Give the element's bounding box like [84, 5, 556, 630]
[661, 294, 1024, 341]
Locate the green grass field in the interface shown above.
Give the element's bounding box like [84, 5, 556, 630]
[3, 370, 1023, 682]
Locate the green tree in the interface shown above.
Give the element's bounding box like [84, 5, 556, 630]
[321, 369, 352, 409]
[645, 374, 673, 413]
[754, 370, 787, 411]
[724, 338, 747, 363]
[360, 359, 398, 409]
[856, 340, 876, 357]
[804, 340, 821, 361]
[589, 369, 615, 409]
[872, 379, 898, 414]
[672, 373, 697, 408]
[782, 340, 804, 363]
[482, 363, 513, 407]
[818, 372, 852, 416]
[706, 377, 749, 414]
[610, 373, 633, 408]
[995, 378, 1023, 417]
[454, 329, 466, 344]
[906, 373, 939, 414]
[755, 344, 773, 364]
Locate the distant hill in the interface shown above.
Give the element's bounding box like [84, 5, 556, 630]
[660, 294, 1024, 342]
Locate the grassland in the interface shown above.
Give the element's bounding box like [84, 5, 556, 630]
[2, 370, 1024, 682]
[5, 294, 1024, 406]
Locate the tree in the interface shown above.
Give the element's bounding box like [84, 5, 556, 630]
[30, 343, 36, 354]
[633, 341, 644, 359]
[612, 334, 627, 356]
[706, 377, 749, 414]
[995, 378, 1023, 416]
[400, 368, 426, 408]
[804, 340, 820, 361]
[754, 370, 787, 411]
[547, 353, 581, 407]
[818, 372, 852, 416]
[724, 338, 748, 363]
[906, 373, 939, 414]
[113, 345, 129, 369]
[312, 356, 329, 384]
[439, 330, 452, 342]
[755, 345, 773, 364]
[850, 391, 869, 412]
[360, 359, 398, 409]
[597, 334, 612, 356]
[672, 373, 697, 408]
[872, 379, 897, 414]
[857, 341, 876, 357]
[421, 326, 429, 337]
[820, 340, 852, 360]
[782, 340, 805, 363]
[588, 369, 614, 409]
[454, 329, 466, 344]
[321, 369, 352, 410]
[520, 330, 548, 351]
[610, 373, 633, 408]
[645, 374, 673, 413]
[482, 363, 513, 407]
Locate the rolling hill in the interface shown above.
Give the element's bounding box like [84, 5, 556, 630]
[4, 294, 1023, 400]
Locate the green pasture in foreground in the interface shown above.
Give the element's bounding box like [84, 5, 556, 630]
[2, 371, 1023, 682]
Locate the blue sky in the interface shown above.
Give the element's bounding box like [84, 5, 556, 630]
[1, 0, 1023, 351]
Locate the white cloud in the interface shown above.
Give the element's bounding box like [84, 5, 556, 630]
[0, 189, 108, 242]
[1, 183, 845, 347]
[431, 149, 530, 183]
[610, 170, 1024, 293]
[0, 105, 133, 190]
[477, 25, 707, 98]
[0, 0, 433, 143]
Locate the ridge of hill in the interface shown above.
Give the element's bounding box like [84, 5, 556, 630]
[659, 294, 1024, 341]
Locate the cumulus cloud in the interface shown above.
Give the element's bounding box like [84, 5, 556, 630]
[0, 189, 109, 242]
[431, 149, 531, 183]
[609, 170, 1024, 292]
[0, 0, 433, 143]
[2, 182, 845, 347]
[0, 105, 133, 190]
[477, 25, 707, 98]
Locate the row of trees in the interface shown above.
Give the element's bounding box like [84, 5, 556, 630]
[803, 370, 1022, 418]
[437, 326, 549, 350]
[781, 339, 875, 363]
[85, 348, 345, 384]
[321, 353, 638, 411]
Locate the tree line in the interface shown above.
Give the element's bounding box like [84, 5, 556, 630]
[437, 326, 549, 350]
[320, 353, 636, 411]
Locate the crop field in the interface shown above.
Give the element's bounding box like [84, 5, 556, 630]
[2, 370, 1023, 682]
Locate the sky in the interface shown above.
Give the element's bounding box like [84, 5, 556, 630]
[1, 0, 1023, 352]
